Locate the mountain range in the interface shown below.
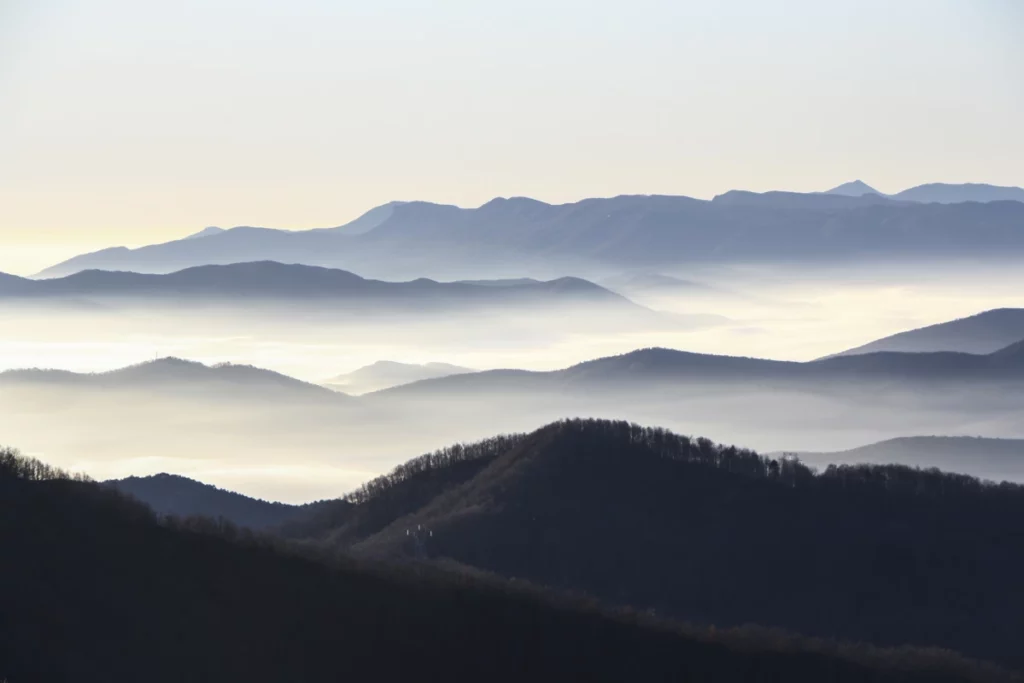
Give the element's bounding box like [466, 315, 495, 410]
[371, 340, 1024, 400]
[35, 188, 1024, 279]
[826, 180, 1024, 204]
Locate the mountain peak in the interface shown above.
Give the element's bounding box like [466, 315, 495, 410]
[824, 180, 881, 197]
[184, 226, 226, 240]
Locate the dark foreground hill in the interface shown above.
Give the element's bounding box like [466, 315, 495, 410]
[279, 420, 1024, 669]
[1, 450, 1006, 683]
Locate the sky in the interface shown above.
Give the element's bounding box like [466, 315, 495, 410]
[1, 0, 1023, 274]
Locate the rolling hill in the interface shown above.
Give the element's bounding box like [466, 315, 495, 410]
[106, 473, 309, 529]
[2, 446, 1000, 683]
[275, 419, 1024, 668]
[834, 309, 1024, 356]
[373, 342, 1024, 399]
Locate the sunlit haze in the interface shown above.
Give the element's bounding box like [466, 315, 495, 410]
[2, 0, 1023, 273]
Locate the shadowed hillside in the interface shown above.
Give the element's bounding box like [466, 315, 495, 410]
[1, 447, 1007, 683]
[106, 473, 308, 530]
[281, 420, 1024, 668]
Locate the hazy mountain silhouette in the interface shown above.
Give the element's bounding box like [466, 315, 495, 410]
[892, 183, 1024, 204]
[791, 436, 1024, 483]
[279, 418, 1024, 668]
[4, 448, 998, 683]
[373, 343, 1024, 399]
[317, 200, 408, 235]
[0, 357, 344, 401]
[824, 180, 882, 196]
[36, 193, 1024, 278]
[824, 181, 1024, 204]
[184, 226, 226, 240]
[834, 309, 1024, 356]
[6, 262, 638, 313]
[106, 473, 307, 529]
[325, 361, 474, 395]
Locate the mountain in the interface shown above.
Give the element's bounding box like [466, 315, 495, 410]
[375, 343, 1024, 400]
[36, 193, 1024, 279]
[834, 309, 1024, 356]
[318, 200, 408, 235]
[790, 436, 1024, 483]
[3, 449, 999, 683]
[106, 473, 308, 529]
[184, 226, 226, 240]
[278, 419, 1024, 668]
[0, 357, 345, 402]
[325, 361, 474, 395]
[5, 262, 638, 314]
[892, 183, 1024, 204]
[824, 180, 882, 197]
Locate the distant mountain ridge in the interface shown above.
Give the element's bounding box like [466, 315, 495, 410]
[833, 309, 1024, 357]
[2, 261, 636, 312]
[36, 189, 1024, 278]
[825, 180, 1024, 204]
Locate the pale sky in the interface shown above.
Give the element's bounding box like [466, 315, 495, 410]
[1, 0, 1022, 274]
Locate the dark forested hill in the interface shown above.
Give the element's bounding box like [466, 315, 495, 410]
[2, 448, 1005, 683]
[281, 420, 1024, 669]
[106, 473, 306, 530]
[373, 344, 1024, 400]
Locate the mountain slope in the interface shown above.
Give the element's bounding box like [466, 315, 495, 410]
[286, 419, 1024, 668]
[106, 473, 306, 529]
[825, 180, 882, 197]
[37, 193, 1024, 278]
[2, 448, 998, 683]
[791, 436, 1024, 483]
[893, 183, 1024, 204]
[374, 344, 1024, 401]
[325, 360, 474, 394]
[834, 309, 1024, 356]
